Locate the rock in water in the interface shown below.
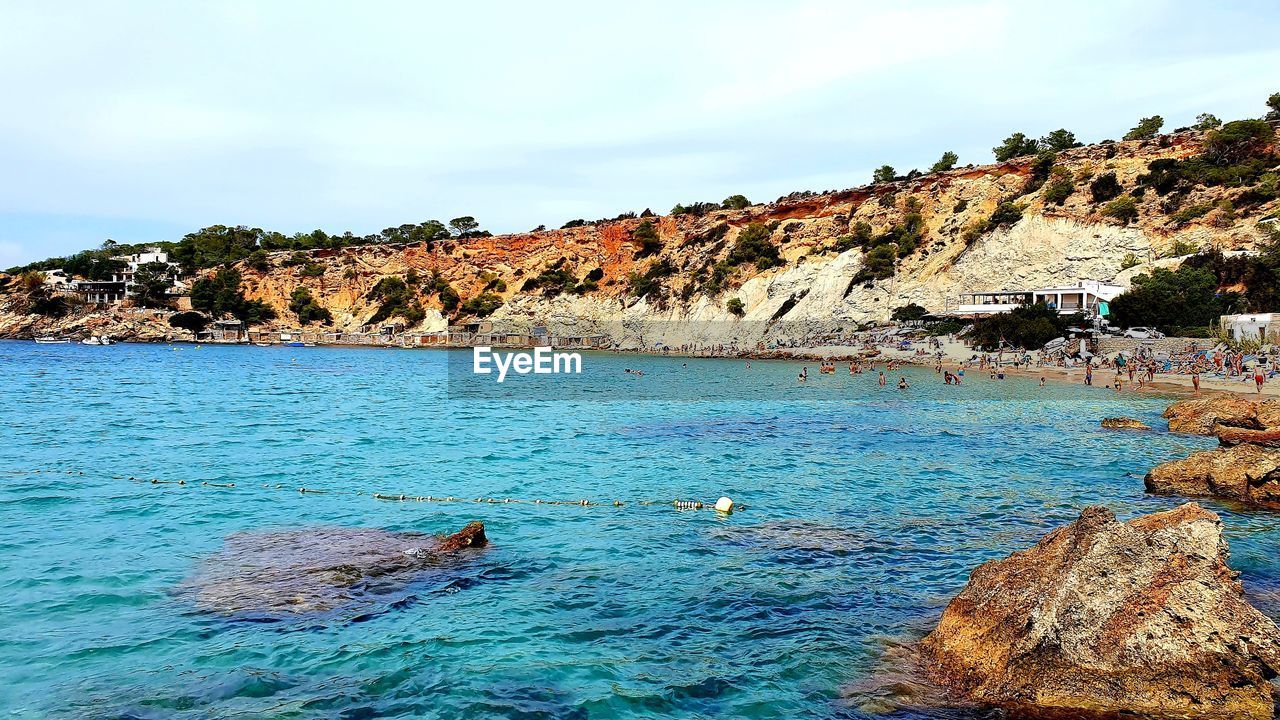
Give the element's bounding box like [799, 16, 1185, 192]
[1100, 417, 1149, 430]
[184, 522, 487, 616]
[919, 504, 1280, 719]
[1163, 396, 1266, 435]
[1146, 444, 1280, 510]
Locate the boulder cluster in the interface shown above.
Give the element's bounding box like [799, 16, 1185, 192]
[1147, 396, 1280, 509]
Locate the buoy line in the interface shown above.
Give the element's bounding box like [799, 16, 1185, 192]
[7, 468, 741, 514]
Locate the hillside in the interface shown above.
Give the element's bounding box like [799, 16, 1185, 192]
[3, 123, 1278, 346]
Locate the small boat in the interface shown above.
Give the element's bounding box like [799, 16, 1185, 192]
[254, 342, 272, 347]
[284, 341, 306, 347]
[34, 337, 70, 344]
[81, 335, 112, 346]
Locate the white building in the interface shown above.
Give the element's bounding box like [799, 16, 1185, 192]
[1221, 313, 1278, 342]
[110, 247, 176, 285]
[1031, 280, 1124, 317]
[71, 247, 184, 304]
[947, 279, 1124, 319]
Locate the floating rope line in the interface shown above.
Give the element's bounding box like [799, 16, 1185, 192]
[6, 468, 743, 513]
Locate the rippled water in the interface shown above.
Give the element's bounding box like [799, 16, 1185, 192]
[2, 341, 1275, 719]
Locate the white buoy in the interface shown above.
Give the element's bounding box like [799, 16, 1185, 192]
[714, 496, 734, 513]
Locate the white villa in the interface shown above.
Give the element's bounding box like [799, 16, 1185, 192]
[65, 247, 185, 304]
[947, 279, 1124, 319]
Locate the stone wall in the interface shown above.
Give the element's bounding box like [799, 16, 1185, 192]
[1095, 336, 1211, 357]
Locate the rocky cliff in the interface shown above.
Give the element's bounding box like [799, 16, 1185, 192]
[3, 127, 1276, 344]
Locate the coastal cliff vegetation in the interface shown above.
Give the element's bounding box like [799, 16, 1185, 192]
[3, 93, 1279, 342]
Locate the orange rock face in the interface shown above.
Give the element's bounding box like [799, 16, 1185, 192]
[919, 504, 1280, 719]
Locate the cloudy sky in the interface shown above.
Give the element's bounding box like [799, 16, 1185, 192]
[2, 0, 1277, 267]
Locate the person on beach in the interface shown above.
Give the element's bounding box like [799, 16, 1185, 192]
[1114, 370, 1124, 393]
[1256, 364, 1266, 394]
[1192, 366, 1201, 395]
[1085, 363, 1093, 386]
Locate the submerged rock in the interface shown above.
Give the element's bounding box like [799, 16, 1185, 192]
[1163, 396, 1268, 435]
[919, 504, 1280, 719]
[1146, 444, 1280, 510]
[1100, 417, 1149, 430]
[184, 522, 487, 616]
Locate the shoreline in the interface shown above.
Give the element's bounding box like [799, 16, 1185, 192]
[14, 335, 1276, 400]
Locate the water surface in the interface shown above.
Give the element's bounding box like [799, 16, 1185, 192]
[2, 341, 1270, 719]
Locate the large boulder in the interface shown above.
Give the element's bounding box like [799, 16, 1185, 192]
[919, 504, 1280, 719]
[184, 522, 488, 616]
[1146, 444, 1280, 510]
[1163, 396, 1266, 435]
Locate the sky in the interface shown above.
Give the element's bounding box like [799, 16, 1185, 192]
[2, 0, 1278, 268]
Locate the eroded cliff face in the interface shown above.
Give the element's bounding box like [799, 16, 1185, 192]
[235, 130, 1273, 343]
[3, 128, 1275, 343]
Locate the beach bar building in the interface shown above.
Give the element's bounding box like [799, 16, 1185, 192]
[946, 279, 1123, 319]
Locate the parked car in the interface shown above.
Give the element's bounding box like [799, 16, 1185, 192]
[1123, 327, 1165, 339]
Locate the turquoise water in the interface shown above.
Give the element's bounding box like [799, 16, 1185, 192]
[1, 341, 1275, 719]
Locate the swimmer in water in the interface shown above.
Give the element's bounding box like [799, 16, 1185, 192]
[799, 367, 808, 382]
[897, 377, 909, 390]
[878, 371, 886, 386]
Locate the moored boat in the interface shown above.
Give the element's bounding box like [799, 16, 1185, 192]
[34, 337, 70, 344]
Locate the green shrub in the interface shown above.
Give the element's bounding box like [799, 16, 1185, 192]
[628, 259, 677, 299]
[722, 194, 751, 210]
[993, 132, 1039, 161]
[632, 220, 662, 257]
[1203, 119, 1275, 165]
[190, 268, 276, 324]
[1043, 172, 1075, 205]
[970, 302, 1073, 350]
[872, 165, 897, 184]
[891, 303, 928, 322]
[930, 151, 958, 173]
[1089, 172, 1123, 202]
[289, 287, 332, 325]
[852, 244, 898, 283]
[1123, 115, 1164, 141]
[1170, 202, 1212, 224]
[988, 201, 1025, 228]
[726, 297, 745, 316]
[1040, 129, 1082, 151]
[1121, 253, 1140, 270]
[1101, 195, 1139, 224]
[1194, 113, 1221, 131]
[727, 222, 781, 269]
[460, 293, 504, 317]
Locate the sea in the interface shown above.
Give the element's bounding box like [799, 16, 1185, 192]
[1, 340, 1274, 719]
